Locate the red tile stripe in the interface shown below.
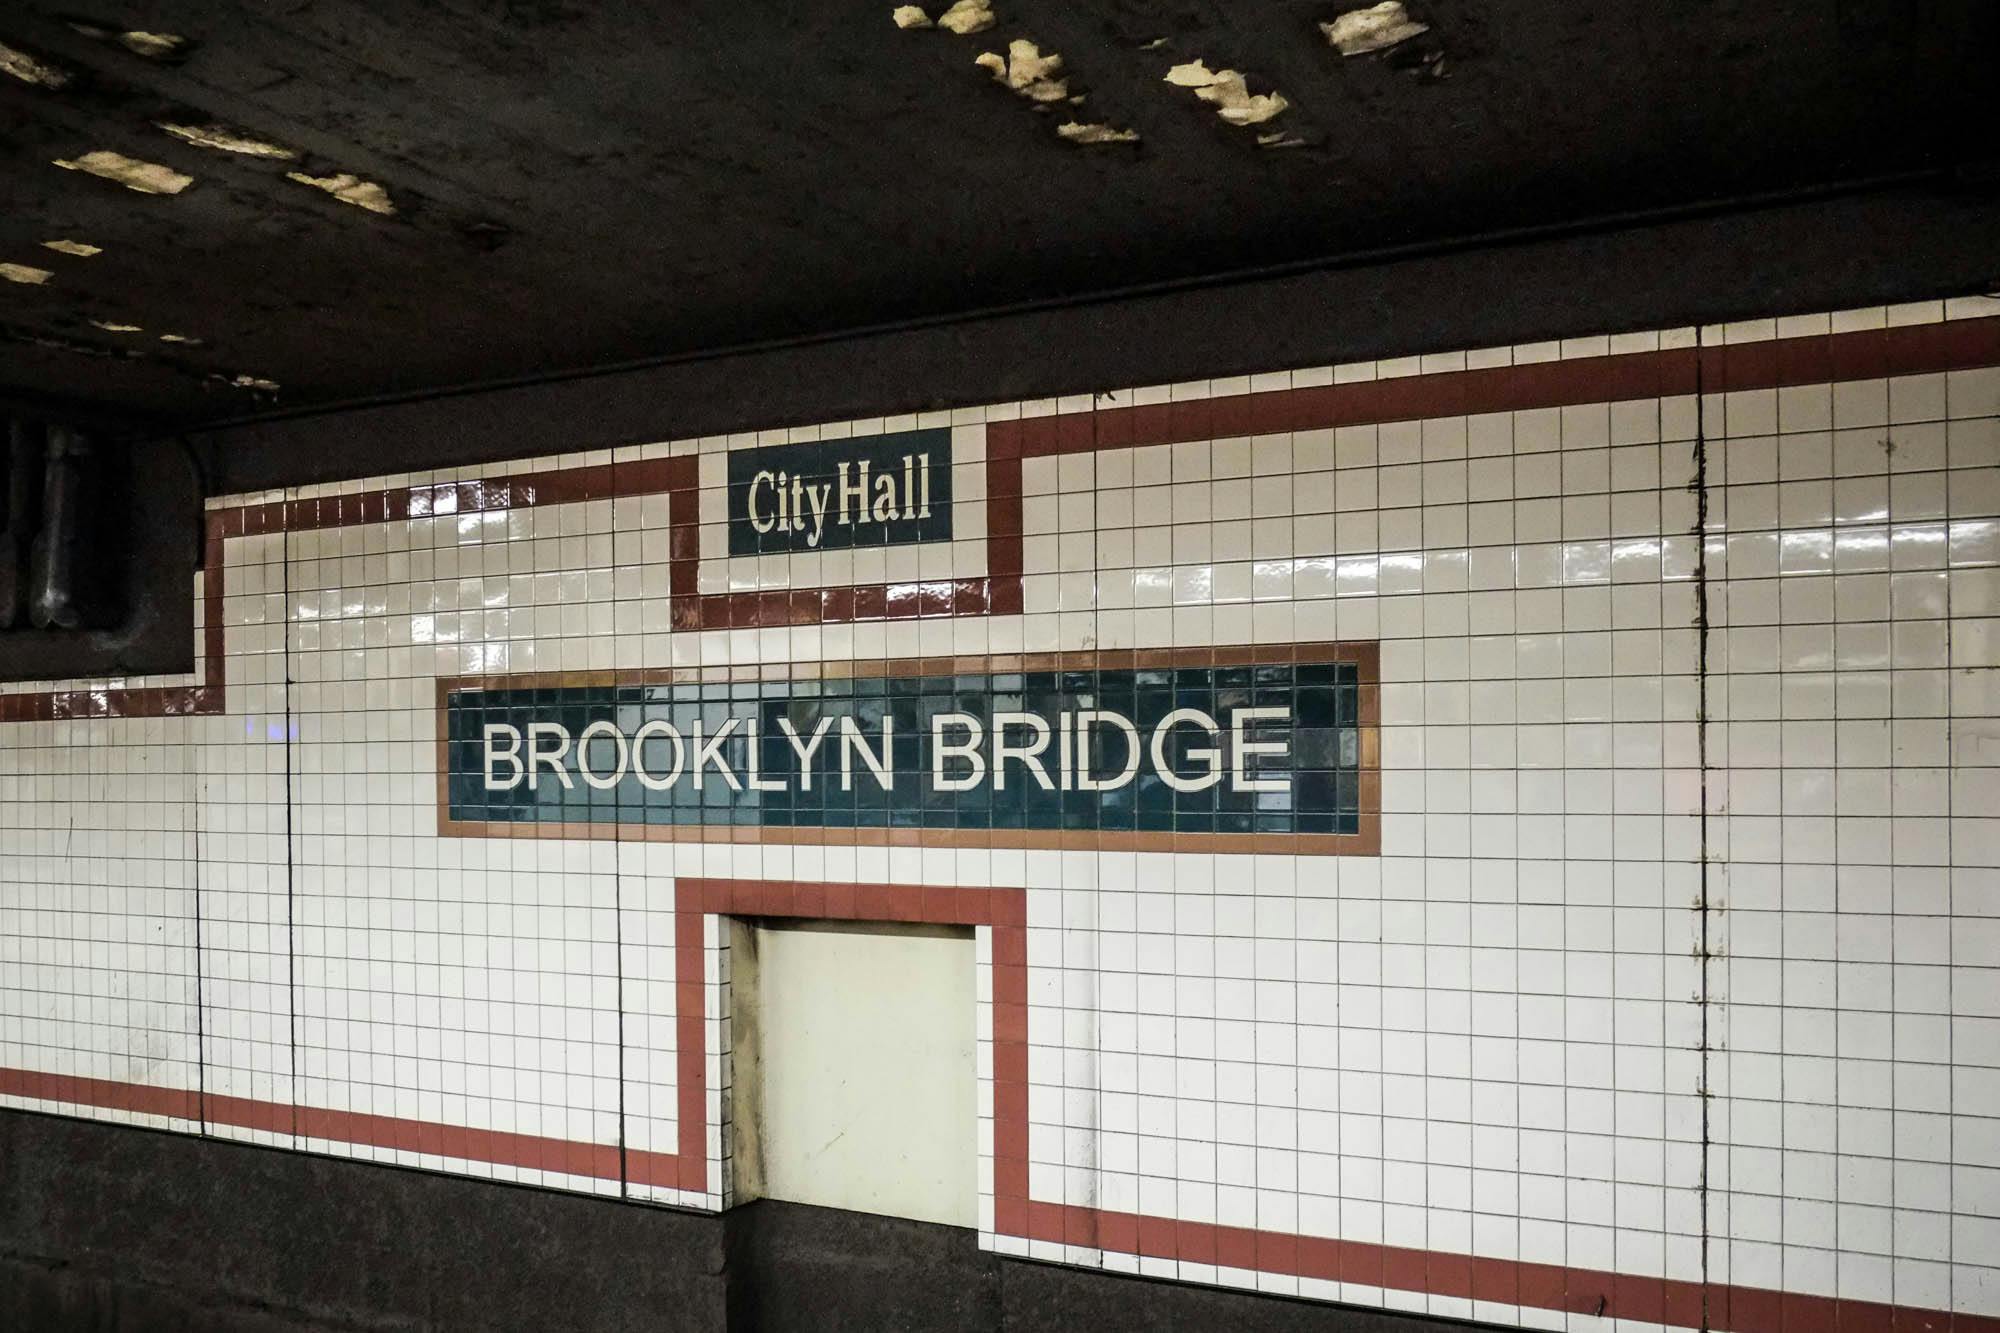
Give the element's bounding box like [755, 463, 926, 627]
[989, 315, 2000, 458]
[0, 1066, 201, 1120]
[0, 1066, 623, 1180]
[1016, 1203, 1995, 1333]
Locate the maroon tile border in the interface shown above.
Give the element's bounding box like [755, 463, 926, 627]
[650, 878, 1030, 1199]
[990, 314, 2000, 458]
[0, 1065, 618, 1180]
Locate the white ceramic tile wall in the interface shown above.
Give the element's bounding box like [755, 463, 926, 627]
[3, 297, 1998, 1331]
[1703, 312, 2000, 1323]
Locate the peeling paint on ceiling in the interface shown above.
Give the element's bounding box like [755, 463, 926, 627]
[1058, 121, 1138, 145]
[1164, 61, 1288, 127]
[285, 171, 396, 215]
[1, 324, 133, 360]
[122, 31, 188, 59]
[41, 239, 103, 257]
[936, 1, 996, 36]
[68, 23, 192, 62]
[158, 333, 200, 345]
[1322, 2, 1430, 56]
[227, 373, 281, 391]
[52, 150, 194, 195]
[976, 40, 1068, 103]
[0, 0, 1988, 427]
[0, 40, 72, 88]
[891, 6, 932, 29]
[90, 320, 145, 333]
[158, 123, 300, 160]
[0, 262, 55, 285]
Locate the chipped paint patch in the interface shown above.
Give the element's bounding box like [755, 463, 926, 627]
[120, 31, 188, 59]
[937, 0, 995, 35]
[1164, 60, 1288, 127]
[68, 23, 191, 62]
[1257, 130, 1308, 149]
[42, 239, 102, 257]
[286, 171, 395, 216]
[90, 320, 144, 333]
[892, 5, 932, 28]
[228, 374, 280, 391]
[159, 123, 299, 160]
[976, 40, 1068, 102]
[54, 150, 193, 195]
[159, 333, 201, 345]
[1058, 121, 1138, 145]
[1321, 2, 1429, 55]
[0, 263, 54, 286]
[1, 323, 134, 359]
[1, 40, 72, 88]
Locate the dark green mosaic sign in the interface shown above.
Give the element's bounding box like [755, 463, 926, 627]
[443, 658, 1367, 839]
[727, 428, 952, 556]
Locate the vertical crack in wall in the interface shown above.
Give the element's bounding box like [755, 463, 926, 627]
[1690, 327, 1715, 1331]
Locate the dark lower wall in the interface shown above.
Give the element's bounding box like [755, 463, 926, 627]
[725, 1199, 1507, 1333]
[1, 1109, 1494, 1333]
[0, 1110, 724, 1332]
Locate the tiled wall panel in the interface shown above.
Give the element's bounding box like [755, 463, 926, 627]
[3, 298, 1998, 1332]
[0, 711, 199, 1130]
[1703, 314, 2000, 1325]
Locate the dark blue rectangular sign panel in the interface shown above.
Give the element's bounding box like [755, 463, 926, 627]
[726, 427, 952, 556]
[439, 648, 1378, 851]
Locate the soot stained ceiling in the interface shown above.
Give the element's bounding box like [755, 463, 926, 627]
[1, 0, 1996, 431]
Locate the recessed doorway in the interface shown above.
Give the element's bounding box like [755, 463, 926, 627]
[730, 919, 977, 1229]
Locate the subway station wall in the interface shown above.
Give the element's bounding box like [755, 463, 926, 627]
[4, 297, 2000, 1332]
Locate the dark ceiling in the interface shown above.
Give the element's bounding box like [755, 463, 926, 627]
[2, 0, 1997, 431]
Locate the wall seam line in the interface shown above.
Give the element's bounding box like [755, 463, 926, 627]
[282, 520, 302, 1144]
[614, 463, 631, 1200]
[1692, 326, 1715, 1333]
[192, 712, 208, 1135]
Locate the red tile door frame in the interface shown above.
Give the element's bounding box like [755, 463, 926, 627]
[636, 878, 1031, 1201]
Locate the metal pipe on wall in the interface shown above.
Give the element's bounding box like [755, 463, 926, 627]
[28, 425, 95, 631]
[0, 418, 44, 630]
[0, 423, 192, 683]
